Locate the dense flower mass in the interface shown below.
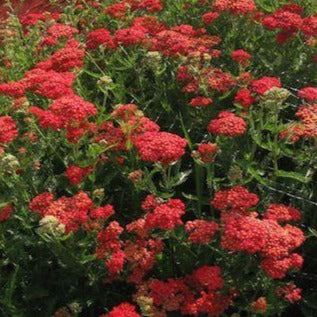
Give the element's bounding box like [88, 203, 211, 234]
[211, 186, 259, 212]
[0, 0, 314, 316]
[0, 116, 18, 144]
[86, 28, 115, 50]
[144, 197, 186, 230]
[133, 131, 187, 165]
[251, 77, 282, 95]
[29, 192, 114, 233]
[208, 112, 247, 136]
[102, 302, 140, 317]
[185, 219, 219, 244]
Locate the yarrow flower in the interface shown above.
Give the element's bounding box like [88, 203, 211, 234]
[251, 297, 267, 313]
[0, 116, 18, 144]
[145, 198, 186, 230]
[297, 87, 317, 103]
[231, 49, 251, 66]
[276, 283, 302, 303]
[29, 191, 113, 233]
[234, 88, 255, 108]
[211, 186, 259, 213]
[102, 302, 140, 317]
[263, 204, 301, 223]
[193, 265, 224, 291]
[202, 12, 220, 25]
[251, 76, 281, 95]
[133, 131, 187, 165]
[185, 219, 219, 244]
[189, 96, 213, 107]
[208, 112, 247, 137]
[212, 0, 256, 15]
[0, 204, 13, 222]
[86, 28, 115, 50]
[65, 165, 93, 185]
[195, 143, 219, 163]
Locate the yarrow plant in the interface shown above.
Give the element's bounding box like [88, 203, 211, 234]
[0, 0, 316, 316]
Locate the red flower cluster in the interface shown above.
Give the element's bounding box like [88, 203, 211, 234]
[251, 297, 267, 313]
[185, 219, 219, 244]
[196, 143, 219, 163]
[207, 69, 236, 93]
[293, 104, 317, 139]
[263, 204, 301, 223]
[135, 265, 231, 316]
[144, 197, 186, 230]
[65, 165, 93, 185]
[297, 87, 317, 103]
[0, 204, 13, 222]
[86, 28, 115, 50]
[114, 26, 147, 46]
[212, 0, 256, 15]
[189, 96, 213, 107]
[29, 192, 114, 233]
[36, 39, 85, 72]
[202, 12, 220, 25]
[208, 112, 247, 137]
[133, 131, 187, 165]
[97, 221, 125, 276]
[234, 88, 255, 108]
[251, 76, 281, 95]
[124, 237, 164, 283]
[211, 186, 305, 279]
[30, 94, 97, 140]
[102, 302, 140, 317]
[0, 116, 18, 144]
[231, 49, 252, 66]
[276, 283, 302, 303]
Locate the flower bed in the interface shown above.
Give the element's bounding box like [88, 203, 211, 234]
[0, 0, 316, 316]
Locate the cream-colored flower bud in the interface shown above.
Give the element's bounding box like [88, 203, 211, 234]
[144, 51, 162, 66]
[228, 165, 243, 184]
[0, 154, 19, 173]
[37, 215, 65, 236]
[137, 296, 154, 317]
[68, 302, 82, 314]
[97, 75, 113, 90]
[262, 87, 291, 103]
[92, 188, 105, 199]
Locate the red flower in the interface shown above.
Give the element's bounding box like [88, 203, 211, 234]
[65, 165, 92, 185]
[234, 88, 255, 108]
[263, 204, 301, 223]
[133, 131, 187, 165]
[251, 76, 281, 95]
[0, 116, 18, 144]
[189, 96, 213, 107]
[86, 28, 115, 50]
[231, 49, 251, 66]
[114, 26, 147, 46]
[90, 205, 115, 220]
[185, 219, 219, 244]
[145, 198, 186, 230]
[196, 143, 219, 163]
[105, 302, 140, 317]
[298, 87, 317, 103]
[208, 111, 247, 137]
[301, 16, 317, 37]
[0, 204, 13, 222]
[207, 69, 236, 93]
[276, 283, 302, 303]
[211, 186, 259, 212]
[202, 12, 220, 25]
[251, 297, 267, 313]
[193, 265, 224, 291]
